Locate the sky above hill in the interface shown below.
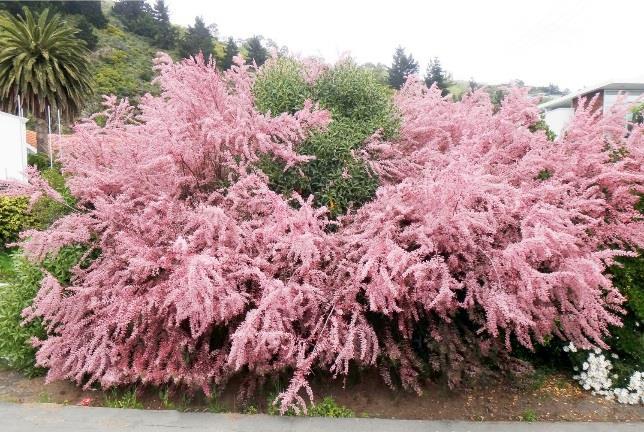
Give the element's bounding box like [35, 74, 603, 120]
[165, 0, 644, 92]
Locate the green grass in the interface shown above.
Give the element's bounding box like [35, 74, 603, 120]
[37, 391, 52, 403]
[266, 394, 353, 417]
[207, 394, 225, 413]
[521, 409, 538, 422]
[0, 250, 14, 282]
[104, 388, 144, 409]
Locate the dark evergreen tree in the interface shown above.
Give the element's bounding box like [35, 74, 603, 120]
[112, 0, 157, 39]
[61, 1, 107, 28]
[468, 77, 480, 93]
[220, 37, 239, 71]
[74, 16, 98, 50]
[244, 36, 267, 66]
[387, 46, 418, 89]
[152, 0, 175, 49]
[0, 1, 107, 28]
[178, 16, 214, 59]
[424, 57, 452, 96]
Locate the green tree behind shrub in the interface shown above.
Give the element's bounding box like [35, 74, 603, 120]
[255, 58, 398, 217]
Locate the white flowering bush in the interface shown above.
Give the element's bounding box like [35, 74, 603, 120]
[567, 343, 644, 404]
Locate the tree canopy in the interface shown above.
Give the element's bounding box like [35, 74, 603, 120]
[424, 57, 451, 96]
[178, 16, 215, 59]
[388, 46, 418, 89]
[244, 35, 268, 66]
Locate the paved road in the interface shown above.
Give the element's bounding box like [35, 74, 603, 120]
[0, 402, 642, 432]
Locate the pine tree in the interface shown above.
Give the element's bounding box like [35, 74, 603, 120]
[424, 57, 451, 96]
[152, 0, 175, 49]
[387, 47, 418, 89]
[244, 35, 268, 66]
[221, 37, 239, 71]
[178, 16, 214, 59]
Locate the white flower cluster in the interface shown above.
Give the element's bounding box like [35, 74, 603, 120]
[569, 343, 643, 405]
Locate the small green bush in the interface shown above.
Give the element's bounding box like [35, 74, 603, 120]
[307, 397, 354, 418]
[27, 153, 53, 171]
[255, 59, 399, 217]
[253, 58, 310, 115]
[0, 197, 33, 249]
[104, 388, 144, 409]
[0, 246, 88, 376]
[27, 165, 76, 230]
[266, 394, 353, 417]
[606, 253, 644, 382]
[0, 253, 46, 376]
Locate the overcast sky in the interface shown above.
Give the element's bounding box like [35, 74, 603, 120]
[165, 0, 644, 91]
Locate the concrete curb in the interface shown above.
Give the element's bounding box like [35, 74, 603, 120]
[0, 402, 642, 432]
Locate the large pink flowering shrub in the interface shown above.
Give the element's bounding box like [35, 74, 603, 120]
[3, 54, 643, 413]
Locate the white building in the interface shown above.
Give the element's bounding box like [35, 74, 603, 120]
[539, 82, 644, 138]
[0, 110, 36, 182]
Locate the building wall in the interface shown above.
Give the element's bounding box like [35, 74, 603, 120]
[0, 112, 28, 181]
[544, 107, 574, 138]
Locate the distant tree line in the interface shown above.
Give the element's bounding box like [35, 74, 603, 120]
[388, 46, 453, 96]
[112, 0, 267, 68]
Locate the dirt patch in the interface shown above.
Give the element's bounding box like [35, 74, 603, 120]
[1, 367, 642, 421]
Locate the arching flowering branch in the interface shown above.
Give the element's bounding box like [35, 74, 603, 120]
[2, 60, 643, 413]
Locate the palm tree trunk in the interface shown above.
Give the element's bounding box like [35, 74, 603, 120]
[35, 116, 49, 155]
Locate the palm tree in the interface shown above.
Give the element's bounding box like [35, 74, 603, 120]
[0, 7, 92, 153]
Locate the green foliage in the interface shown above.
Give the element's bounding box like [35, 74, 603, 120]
[178, 16, 214, 59]
[0, 2, 107, 29]
[29, 167, 75, 230]
[104, 387, 144, 409]
[89, 18, 159, 112]
[151, 1, 175, 49]
[244, 36, 268, 67]
[255, 59, 399, 217]
[521, 408, 538, 422]
[314, 63, 398, 137]
[243, 405, 258, 414]
[112, 0, 158, 40]
[607, 253, 644, 381]
[388, 46, 418, 90]
[158, 387, 175, 410]
[0, 253, 45, 376]
[0, 197, 33, 249]
[424, 57, 452, 97]
[632, 103, 644, 125]
[207, 394, 225, 413]
[529, 118, 556, 141]
[307, 397, 354, 418]
[70, 15, 98, 50]
[0, 245, 88, 376]
[0, 250, 13, 281]
[266, 394, 352, 417]
[220, 37, 239, 71]
[253, 58, 309, 114]
[27, 152, 52, 171]
[0, 7, 93, 118]
[535, 169, 553, 181]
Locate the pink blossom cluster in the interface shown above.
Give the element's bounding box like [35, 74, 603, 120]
[3, 56, 643, 413]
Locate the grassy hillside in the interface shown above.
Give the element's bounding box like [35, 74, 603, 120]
[86, 14, 165, 113]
